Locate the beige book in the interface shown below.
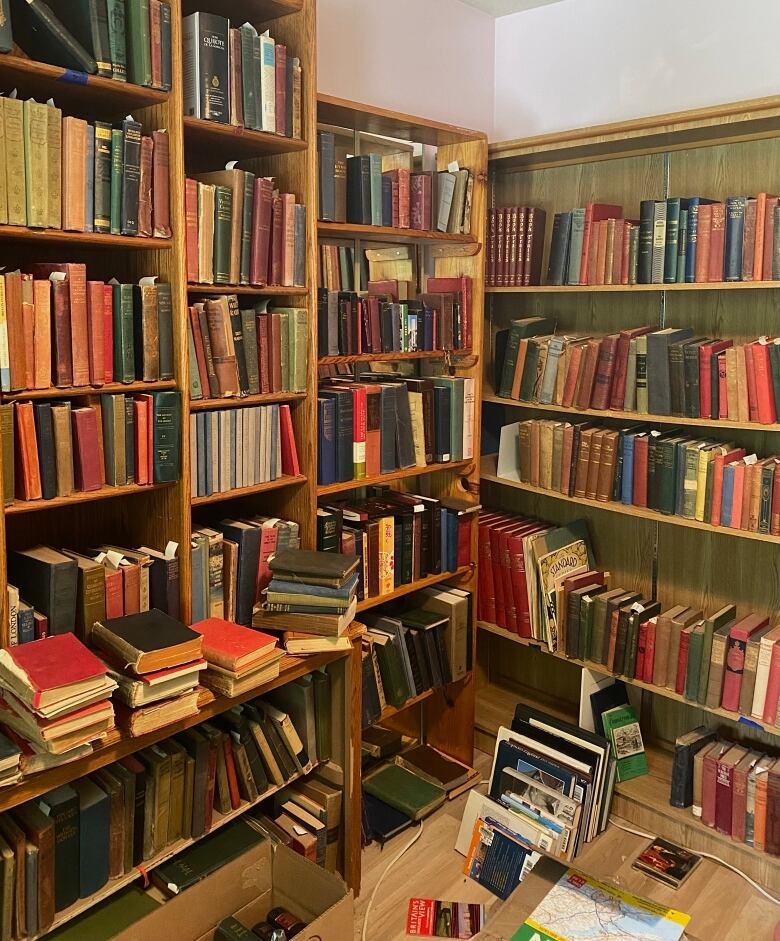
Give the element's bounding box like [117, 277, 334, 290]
[62, 116, 87, 231]
[0, 101, 6, 224]
[292, 58, 302, 139]
[197, 182, 216, 283]
[51, 403, 74, 495]
[46, 103, 62, 229]
[23, 100, 49, 228]
[194, 169, 244, 284]
[463, 376, 475, 460]
[735, 345, 749, 422]
[223, 538, 238, 622]
[3, 97, 25, 226]
[408, 392, 427, 467]
[32, 279, 51, 389]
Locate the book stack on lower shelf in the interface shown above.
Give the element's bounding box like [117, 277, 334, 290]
[193, 617, 283, 698]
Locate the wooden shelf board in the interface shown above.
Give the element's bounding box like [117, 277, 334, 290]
[0, 225, 171, 249]
[379, 689, 434, 722]
[317, 459, 472, 497]
[189, 392, 306, 411]
[0, 55, 169, 116]
[486, 281, 780, 294]
[187, 283, 308, 296]
[317, 93, 486, 147]
[6, 482, 174, 515]
[192, 475, 307, 506]
[318, 350, 471, 365]
[476, 620, 780, 735]
[180, 0, 302, 23]
[39, 758, 320, 937]
[356, 566, 471, 614]
[0, 652, 344, 815]
[3, 381, 177, 402]
[480, 454, 779, 545]
[318, 221, 477, 246]
[481, 394, 780, 433]
[183, 116, 308, 160]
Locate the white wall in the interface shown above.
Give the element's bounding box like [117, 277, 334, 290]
[317, 0, 495, 137]
[493, 0, 780, 141]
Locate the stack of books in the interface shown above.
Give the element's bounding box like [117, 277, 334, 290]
[486, 206, 547, 287]
[90, 610, 204, 737]
[253, 549, 359, 638]
[0, 634, 116, 764]
[192, 617, 283, 697]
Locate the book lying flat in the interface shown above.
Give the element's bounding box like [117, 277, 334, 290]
[363, 763, 445, 821]
[91, 609, 203, 674]
[114, 689, 199, 737]
[253, 598, 357, 637]
[108, 659, 207, 707]
[269, 549, 359, 587]
[394, 744, 474, 793]
[191, 618, 279, 672]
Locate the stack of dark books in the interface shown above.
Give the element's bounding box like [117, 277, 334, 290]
[252, 550, 359, 637]
[90, 610, 206, 736]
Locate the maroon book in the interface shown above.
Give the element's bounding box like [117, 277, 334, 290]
[590, 334, 620, 409]
[274, 44, 287, 136]
[609, 326, 654, 410]
[715, 746, 747, 836]
[250, 176, 273, 286]
[767, 762, 780, 856]
[71, 407, 104, 491]
[270, 196, 283, 286]
[410, 173, 431, 231]
[522, 208, 547, 286]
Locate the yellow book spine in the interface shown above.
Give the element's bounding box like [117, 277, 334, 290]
[378, 515, 395, 595]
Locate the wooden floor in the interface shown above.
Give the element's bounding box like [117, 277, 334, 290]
[355, 751, 780, 941]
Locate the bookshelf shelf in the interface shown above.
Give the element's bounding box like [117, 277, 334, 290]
[5, 482, 176, 515]
[3, 381, 178, 402]
[480, 453, 779, 544]
[0, 55, 169, 116]
[476, 620, 780, 734]
[379, 689, 435, 723]
[356, 566, 472, 614]
[318, 350, 472, 365]
[318, 220, 478, 247]
[481, 393, 780, 433]
[317, 459, 473, 497]
[0, 226, 173, 249]
[191, 474, 307, 506]
[187, 283, 309, 296]
[183, 116, 308, 160]
[486, 281, 780, 294]
[189, 392, 307, 411]
[180, 0, 303, 22]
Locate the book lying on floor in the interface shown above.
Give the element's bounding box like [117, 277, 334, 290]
[406, 898, 487, 939]
[394, 745, 479, 799]
[632, 837, 702, 888]
[362, 763, 445, 822]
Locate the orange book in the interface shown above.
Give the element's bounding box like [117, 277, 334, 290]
[62, 117, 87, 231]
[86, 281, 105, 387]
[753, 760, 774, 852]
[30, 263, 90, 387]
[561, 342, 584, 408]
[511, 339, 529, 400]
[102, 284, 114, 383]
[735, 345, 749, 422]
[32, 279, 51, 390]
[594, 220, 609, 285]
[744, 343, 759, 422]
[741, 461, 755, 531]
[21, 273, 34, 390]
[133, 397, 150, 486]
[121, 562, 142, 615]
[708, 202, 726, 282]
[103, 565, 124, 618]
[14, 401, 42, 500]
[586, 220, 601, 285]
[695, 204, 713, 282]
[751, 339, 777, 424]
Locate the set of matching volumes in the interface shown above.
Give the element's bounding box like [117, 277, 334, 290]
[189, 401, 300, 498]
[545, 195, 780, 286]
[510, 416, 780, 535]
[5, 0, 173, 87]
[317, 490, 475, 604]
[671, 727, 780, 856]
[317, 374, 475, 486]
[496, 318, 780, 426]
[183, 13, 302, 138]
[318, 242, 360, 293]
[8, 542, 180, 648]
[191, 517, 301, 630]
[0, 269, 174, 393]
[486, 206, 547, 286]
[317, 133, 474, 234]
[185, 174, 305, 288]
[317, 276, 473, 357]
[0, 103, 171, 238]
[6, 389, 180, 505]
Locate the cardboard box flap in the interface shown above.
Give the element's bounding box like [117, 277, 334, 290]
[272, 843, 349, 921]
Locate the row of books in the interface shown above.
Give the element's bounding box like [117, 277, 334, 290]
[2, 0, 172, 88]
[317, 277, 473, 357]
[317, 375, 476, 486]
[191, 517, 301, 628]
[546, 196, 780, 286]
[0, 105, 171, 237]
[7, 542, 179, 645]
[185, 174, 305, 288]
[0, 269, 174, 393]
[486, 206, 546, 286]
[671, 728, 780, 856]
[319, 243, 367, 294]
[317, 133, 474, 235]
[316, 490, 475, 607]
[496, 318, 780, 425]
[4, 390, 180, 505]
[183, 14, 302, 138]
[188, 298, 308, 401]
[189, 402, 300, 498]
[504, 418, 780, 534]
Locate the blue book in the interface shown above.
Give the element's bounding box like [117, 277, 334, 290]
[440, 508, 449, 574]
[74, 778, 109, 897]
[217, 520, 261, 625]
[317, 397, 336, 485]
[190, 538, 207, 622]
[621, 433, 636, 504]
[381, 176, 392, 227]
[722, 464, 735, 524]
[368, 154, 383, 226]
[684, 197, 716, 282]
[469, 820, 530, 900]
[268, 572, 359, 600]
[18, 601, 34, 644]
[724, 196, 747, 281]
[446, 509, 458, 572]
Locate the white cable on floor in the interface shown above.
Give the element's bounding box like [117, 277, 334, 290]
[360, 820, 425, 941]
[610, 818, 780, 907]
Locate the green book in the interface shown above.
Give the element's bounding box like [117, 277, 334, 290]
[212, 185, 233, 285]
[363, 763, 445, 821]
[368, 631, 408, 708]
[109, 128, 123, 234]
[105, 0, 127, 81]
[273, 307, 307, 393]
[311, 669, 332, 762]
[239, 171, 255, 284]
[676, 208, 688, 283]
[45, 887, 158, 940]
[601, 705, 648, 782]
[125, 0, 151, 86]
[157, 282, 174, 380]
[279, 309, 290, 390]
[578, 593, 600, 663]
[61, 0, 112, 77]
[685, 622, 706, 701]
[697, 603, 737, 705]
[152, 390, 181, 484]
[240, 308, 260, 395]
[111, 280, 135, 382]
[93, 121, 112, 233]
[368, 153, 382, 226]
[239, 24, 258, 129]
[432, 377, 465, 461]
[101, 393, 127, 486]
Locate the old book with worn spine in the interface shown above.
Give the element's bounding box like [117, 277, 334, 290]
[121, 117, 142, 236]
[62, 117, 87, 232]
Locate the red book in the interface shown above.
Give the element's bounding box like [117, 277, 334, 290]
[609, 326, 653, 410]
[185, 178, 198, 283]
[675, 626, 692, 695]
[643, 618, 657, 683]
[256, 523, 278, 596]
[410, 173, 431, 231]
[0, 634, 108, 711]
[762, 639, 780, 725]
[715, 746, 748, 835]
[477, 514, 500, 623]
[488, 522, 509, 629]
[561, 344, 585, 409]
[744, 343, 759, 422]
[204, 737, 218, 832]
[632, 434, 650, 506]
[102, 283, 113, 383]
[250, 176, 273, 286]
[457, 516, 471, 569]
[635, 619, 649, 679]
[579, 203, 623, 284]
[576, 339, 600, 409]
[274, 44, 286, 136]
[718, 352, 728, 418]
[385, 169, 410, 229]
[497, 528, 518, 633]
[589, 334, 619, 409]
[133, 396, 150, 486]
[279, 404, 299, 476]
[695, 204, 712, 283]
[427, 275, 472, 351]
[702, 742, 728, 827]
[751, 339, 777, 424]
[766, 763, 780, 856]
[104, 566, 124, 618]
[270, 196, 283, 286]
[191, 617, 278, 672]
[710, 447, 745, 525]
[620, 220, 633, 284]
[31, 263, 90, 387]
[698, 340, 732, 418]
[86, 280, 105, 387]
[762, 196, 779, 281]
[352, 385, 367, 477]
[708, 202, 726, 281]
[14, 401, 42, 501]
[772, 464, 780, 536]
[594, 220, 609, 285]
[71, 407, 104, 491]
[223, 735, 241, 811]
[753, 194, 775, 280]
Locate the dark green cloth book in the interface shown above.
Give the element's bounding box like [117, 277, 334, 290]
[363, 763, 445, 821]
[269, 549, 359, 588]
[45, 887, 159, 940]
[152, 389, 181, 483]
[10, 0, 97, 72]
[213, 185, 233, 285]
[56, 0, 112, 77]
[0, 0, 12, 52]
[73, 778, 109, 898]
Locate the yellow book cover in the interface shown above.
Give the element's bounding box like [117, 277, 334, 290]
[378, 515, 395, 595]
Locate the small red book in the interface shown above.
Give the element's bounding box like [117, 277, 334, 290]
[86, 280, 105, 386]
[71, 407, 104, 491]
[279, 404, 300, 476]
[102, 283, 114, 383]
[191, 618, 278, 673]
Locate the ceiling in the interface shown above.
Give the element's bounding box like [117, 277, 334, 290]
[458, 0, 566, 15]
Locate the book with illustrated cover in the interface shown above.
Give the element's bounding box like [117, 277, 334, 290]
[407, 897, 486, 938]
[632, 837, 702, 888]
[601, 704, 648, 782]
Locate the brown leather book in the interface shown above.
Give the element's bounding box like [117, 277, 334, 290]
[250, 176, 273, 286]
[31, 263, 90, 386]
[528, 419, 541, 486]
[21, 273, 34, 389]
[292, 58, 302, 139]
[51, 403, 74, 496]
[32, 279, 52, 389]
[595, 429, 619, 501]
[538, 420, 555, 491]
[149, 0, 163, 88]
[255, 311, 270, 394]
[3, 271, 25, 391]
[560, 422, 576, 495]
[574, 427, 595, 498]
[86, 281, 105, 386]
[72, 407, 104, 491]
[576, 339, 601, 409]
[138, 135, 154, 237]
[185, 178, 199, 282]
[152, 130, 171, 238]
[666, 607, 702, 690]
[522, 207, 546, 286]
[14, 401, 42, 500]
[281, 193, 296, 287]
[197, 182, 215, 283]
[584, 428, 605, 499]
[228, 28, 243, 127]
[204, 297, 239, 395]
[12, 803, 55, 932]
[270, 195, 283, 286]
[47, 276, 73, 387]
[62, 116, 87, 231]
[196, 169, 244, 284]
[134, 281, 161, 382]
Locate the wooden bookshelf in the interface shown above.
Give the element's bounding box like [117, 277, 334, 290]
[187, 283, 309, 296]
[379, 689, 435, 723]
[189, 391, 307, 410]
[317, 459, 473, 497]
[480, 95, 780, 891]
[356, 566, 472, 614]
[318, 220, 478, 247]
[0, 226, 172, 248]
[6, 482, 176, 515]
[183, 115, 309, 159]
[3, 381, 178, 401]
[318, 350, 473, 366]
[191, 474, 307, 506]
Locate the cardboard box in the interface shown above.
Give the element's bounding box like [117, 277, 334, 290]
[113, 840, 353, 941]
